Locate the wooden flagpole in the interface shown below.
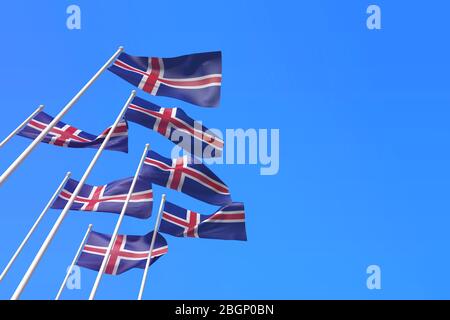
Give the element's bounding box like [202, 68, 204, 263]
[0, 171, 71, 282]
[88, 143, 150, 300]
[55, 224, 93, 300]
[137, 194, 166, 300]
[0, 105, 45, 148]
[11, 90, 136, 300]
[0, 46, 124, 187]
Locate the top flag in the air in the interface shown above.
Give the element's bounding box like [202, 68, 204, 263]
[108, 51, 222, 107]
[17, 111, 129, 153]
[160, 201, 247, 241]
[140, 150, 232, 206]
[76, 230, 168, 275]
[51, 177, 153, 219]
[126, 96, 223, 158]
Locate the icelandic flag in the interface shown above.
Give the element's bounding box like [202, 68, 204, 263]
[51, 177, 153, 219]
[160, 201, 247, 241]
[77, 230, 168, 275]
[108, 51, 222, 107]
[17, 111, 128, 153]
[126, 96, 223, 158]
[140, 150, 232, 206]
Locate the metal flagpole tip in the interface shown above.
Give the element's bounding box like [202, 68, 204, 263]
[118, 46, 124, 51]
[145, 143, 150, 149]
[162, 194, 166, 200]
[38, 105, 45, 111]
[65, 172, 72, 177]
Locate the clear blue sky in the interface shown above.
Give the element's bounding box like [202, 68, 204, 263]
[0, 1, 450, 299]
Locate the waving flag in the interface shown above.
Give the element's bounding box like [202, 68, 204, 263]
[17, 111, 128, 153]
[126, 96, 223, 158]
[51, 177, 153, 219]
[77, 230, 168, 275]
[161, 201, 247, 241]
[140, 150, 231, 206]
[109, 51, 222, 107]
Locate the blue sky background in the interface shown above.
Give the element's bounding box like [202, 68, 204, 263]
[0, 1, 449, 299]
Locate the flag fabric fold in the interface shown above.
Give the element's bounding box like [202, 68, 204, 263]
[140, 150, 232, 206]
[108, 51, 222, 107]
[76, 230, 168, 275]
[17, 111, 128, 153]
[160, 201, 247, 241]
[51, 177, 153, 219]
[126, 96, 223, 158]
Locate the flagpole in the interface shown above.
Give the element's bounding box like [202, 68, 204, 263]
[0, 105, 45, 148]
[0, 171, 71, 282]
[88, 143, 150, 300]
[137, 194, 166, 300]
[55, 224, 93, 300]
[0, 46, 124, 187]
[11, 90, 136, 300]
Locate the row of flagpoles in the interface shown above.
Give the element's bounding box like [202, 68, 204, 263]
[0, 46, 245, 300]
[11, 89, 136, 299]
